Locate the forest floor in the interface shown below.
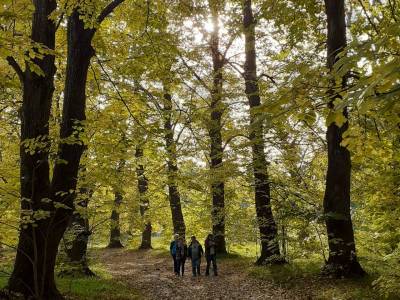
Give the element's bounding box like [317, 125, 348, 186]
[99, 248, 300, 300]
[0, 247, 389, 299]
[97, 248, 379, 300]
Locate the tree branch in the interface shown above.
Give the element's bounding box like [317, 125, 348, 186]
[178, 52, 211, 91]
[258, 73, 276, 84]
[222, 30, 240, 60]
[356, 0, 379, 34]
[223, 133, 249, 150]
[97, 0, 125, 24]
[6, 56, 24, 83]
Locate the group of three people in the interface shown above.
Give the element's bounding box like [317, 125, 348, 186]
[170, 234, 218, 277]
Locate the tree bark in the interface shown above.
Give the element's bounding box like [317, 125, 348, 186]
[322, 0, 365, 277]
[208, 0, 227, 254]
[50, 5, 96, 280]
[64, 186, 95, 277]
[7, 0, 60, 297]
[107, 159, 125, 248]
[163, 92, 186, 237]
[242, 0, 283, 265]
[107, 190, 124, 248]
[136, 146, 152, 249]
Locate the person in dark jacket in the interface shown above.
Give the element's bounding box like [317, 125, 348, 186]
[176, 237, 188, 276]
[188, 236, 204, 277]
[170, 234, 179, 275]
[205, 234, 218, 276]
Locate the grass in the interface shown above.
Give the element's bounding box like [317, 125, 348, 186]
[0, 276, 140, 300]
[0, 250, 141, 300]
[57, 262, 140, 300]
[218, 245, 400, 299]
[57, 277, 139, 300]
[246, 256, 399, 300]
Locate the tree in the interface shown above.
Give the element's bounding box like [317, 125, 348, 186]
[107, 190, 124, 248]
[136, 145, 152, 249]
[64, 182, 95, 276]
[322, 0, 365, 277]
[6, 0, 59, 297]
[107, 157, 126, 248]
[7, 0, 125, 297]
[208, 0, 227, 254]
[163, 91, 186, 237]
[242, 0, 283, 264]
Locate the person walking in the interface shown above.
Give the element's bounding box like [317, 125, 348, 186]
[170, 234, 179, 275]
[188, 236, 204, 277]
[205, 234, 218, 276]
[176, 237, 188, 276]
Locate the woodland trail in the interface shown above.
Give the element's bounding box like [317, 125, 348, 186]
[99, 249, 313, 300]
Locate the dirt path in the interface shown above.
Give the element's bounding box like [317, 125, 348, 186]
[99, 249, 312, 300]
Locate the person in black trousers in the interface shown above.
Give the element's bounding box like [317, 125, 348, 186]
[205, 234, 218, 276]
[188, 236, 204, 277]
[170, 234, 179, 275]
[176, 237, 188, 276]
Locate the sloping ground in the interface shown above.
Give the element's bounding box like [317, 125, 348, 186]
[99, 249, 312, 300]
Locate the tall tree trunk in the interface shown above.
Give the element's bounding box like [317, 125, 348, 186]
[107, 190, 124, 248]
[322, 0, 365, 277]
[208, 0, 227, 254]
[136, 146, 152, 249]
[64, 186, 95, 277]
[8, 1, 124, 297]
[49, 5, 96, 282]
[242, 0, 282, 265]
[7, 0, 59, 297]
[163, 92, 186, 237]
[108, 159, 125, 248]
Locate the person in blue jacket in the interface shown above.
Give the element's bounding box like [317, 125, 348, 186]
[176, 237, 188, 276]
[170, 234, 179, 275]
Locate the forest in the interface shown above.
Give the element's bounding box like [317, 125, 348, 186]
[0, 0, 399, 299]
